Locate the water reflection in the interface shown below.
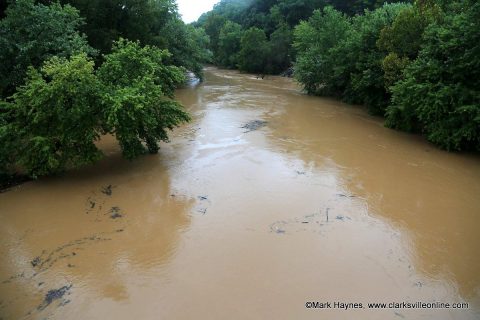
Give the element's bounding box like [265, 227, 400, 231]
[0, 142, 193, 319]
[254, 73, 480, 302]
[0, 67, 479, 320]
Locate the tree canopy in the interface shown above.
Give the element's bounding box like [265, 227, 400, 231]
[0, 0, 95, 97]
[292, 0, 479, 151]
[1, 0, 478, 185]
[386, 0, 480, 150]
[196, 0, 480, 151]
[98, 39, 190, 159]
[196, 0, 412, 74]
[1, 40, 190, 178]
[0, 0, 198, 182]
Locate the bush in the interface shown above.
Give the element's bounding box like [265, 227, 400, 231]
[2, 54, 102, 177]
[238, 27, 269, 73]
[267, 23, 293, 74]
[293, 7, 351, 95]
[342, 3, 410, 115]
[217, 21, 243, 68]
[293, 4, 409, 115]
[0, 0, 94, 97]
[98, 39, 191, 159]
[0, 40, 191, 178]
[386, 1, 480, 151]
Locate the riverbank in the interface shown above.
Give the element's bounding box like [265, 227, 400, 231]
[1, 67, 479, 319]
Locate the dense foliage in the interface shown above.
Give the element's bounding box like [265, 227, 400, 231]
[238, 27, 269, 73]
[0, 0, 198, 182]
[0, 0, 209, 91]
[196, 0, 409, 74]
[97, 39, 190, 160]
[47, 0, 210, 78]
[217, 21, 243, 68]
[292, 6, 351, 96]
[2, 54, 102, 177]
[1, 40, 189, 178]
[195, 0, 478, 151]
[386, 0, 480, 150]
[292, 0, 479, 151]
[1, 0, 478, 185]
[0, 0, 95, 97]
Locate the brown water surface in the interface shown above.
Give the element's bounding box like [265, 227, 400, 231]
[1, 67, 479, 319]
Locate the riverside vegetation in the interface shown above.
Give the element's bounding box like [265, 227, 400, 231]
[0, 0, 478, 187]
[196, 0, 479, 152]
[0, 0, 210, 185]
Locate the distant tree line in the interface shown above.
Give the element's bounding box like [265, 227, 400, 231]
[0, 0, 478, 187]
[197, 0, 479, 152]
[0, 0, 210, 184]
[195, 0, 405, 74]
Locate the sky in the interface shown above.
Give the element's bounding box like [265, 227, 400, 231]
[177, 0, 220, 23]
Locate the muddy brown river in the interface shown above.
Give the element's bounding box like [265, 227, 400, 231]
[1, 67, 479, 319]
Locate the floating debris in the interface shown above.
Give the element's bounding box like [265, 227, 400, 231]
[197, 208, 207, 215]
[275, 229, 285, 234]
[38, 285, 72, 311]
[31, 257, 41, 267]
[241, 120, 267, 133]
[2, 272, 25, 284]
[270, 222, 287, 234]
[336, 193, 355, 198]
[29, 235, 111, 273]
[109, 207, 123, 219]
[270, 208, 352, 235]
[336, 215, 351, 221]
[59, 299, 71, 307]
[85, 192, 107, 214]
[101, 185, 114, 196]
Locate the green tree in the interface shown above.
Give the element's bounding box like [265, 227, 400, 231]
[57, 0, 177, 54]
[293, 7, 351, 95]
[0, 0, 94, 97]
[377, 2, 438, 89]
[98, 39, 191, 159]
[386, 0, 480, 151]
[336, 3, 410, 114]
[196, 0, 251, 27]
[237, 27, 269, 73]
[196, 0, 411, 75]
[203, 13, 227, 57]
[162, 19, 212, 79]
[267, 23, 293, 73]
[1, 54, 102, 177]
[217, 21, 243, 68]
[53, 0, 208, 77]
[277, 0, 325, 26]
[294, 3, 409, 114]
[0, 100, 17, 180]
[183, 25, 213, 77]
[0, 40, 191, 178]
